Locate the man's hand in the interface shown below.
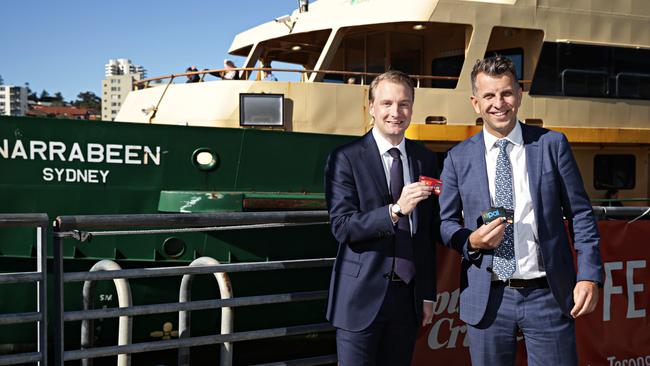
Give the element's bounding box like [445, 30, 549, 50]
[571, 280, 599, 318]
[396, 182, 433, 216]
[422, 301, 434, 327]
[468, 217, 506, 250]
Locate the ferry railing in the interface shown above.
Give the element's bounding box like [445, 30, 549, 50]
[0, 213, 48, 366]
[133, 67, 463, 90]
[52, 211, 336, 366]
[135, 67, 533, 89]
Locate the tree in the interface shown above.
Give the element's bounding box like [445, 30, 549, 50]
[51, 92, 65, 106]
[39, 90, 50, 100]
[74, 91, 101, 111]
[21, 82, 37, 102]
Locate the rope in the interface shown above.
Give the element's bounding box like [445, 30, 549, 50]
[628, 208, 650, 224]
[56, 221, 329, 242]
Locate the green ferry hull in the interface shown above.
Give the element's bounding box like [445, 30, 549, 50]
[0, 116, 352, 363]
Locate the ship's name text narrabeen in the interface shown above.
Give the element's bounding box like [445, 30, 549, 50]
[0, 139, 161, 165]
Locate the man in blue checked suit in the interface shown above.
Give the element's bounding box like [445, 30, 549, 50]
[439, 56, 603, 365]
[324, 70, 440, 366]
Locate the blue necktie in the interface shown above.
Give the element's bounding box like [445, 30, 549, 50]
[388, 148, 415, 284]
[493, 139, 516, 281]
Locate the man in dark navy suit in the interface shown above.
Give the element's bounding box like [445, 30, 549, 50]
[324, 70, 440, 366]
[439, 56, 603, 365]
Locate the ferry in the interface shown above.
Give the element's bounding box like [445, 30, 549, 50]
[119, 0, 650, 204]
[0, 0, 649, 365]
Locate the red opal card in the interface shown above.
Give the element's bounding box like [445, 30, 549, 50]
[419, 176, 442, 195]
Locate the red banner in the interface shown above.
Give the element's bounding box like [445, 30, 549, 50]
[413, 220, 650, 365]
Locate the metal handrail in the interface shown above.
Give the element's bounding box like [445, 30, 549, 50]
[592, 206, 650, 221]
[0, 271, 43, 284]
[0, 312, 42, 325]
[55, 211, 329, 231]
[0, 214, 48, 366]
[64, 323, 334, 361]
[63, 291, 328, 321]
[133, 67, 533, 90]
[52, 211, 336, 366]
[0, 213, 49, 228]
[133, 67, 458, 88]
[63, 258, 334, 282]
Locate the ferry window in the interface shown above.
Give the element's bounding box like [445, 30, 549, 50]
[531, 42, 650, 100]
[367, 33, 386, 75]
[430, 53, 464, 89]
[332, 22, 471, 87]
[391, 32, 422, 76]
[612, 47, 650, 99]
[346, 35, 365, 74]
[485, 48, 523, 81]
[593, 154, 635, 190]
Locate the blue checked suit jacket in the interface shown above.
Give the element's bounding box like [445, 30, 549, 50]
[439, 123, 603, 325]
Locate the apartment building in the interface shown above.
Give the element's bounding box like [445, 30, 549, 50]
[102, 59, 146, 121]
[0, 85, 28, 116]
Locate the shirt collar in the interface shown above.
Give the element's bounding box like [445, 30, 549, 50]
[372, 127, 407, 157]
[483, 121, 523, 151]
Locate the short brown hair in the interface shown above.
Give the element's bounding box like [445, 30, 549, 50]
[368, 70, 415, 102]
[470, 56, 518, 95]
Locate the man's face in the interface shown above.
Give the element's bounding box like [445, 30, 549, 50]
[470, 72, 522, 138]
[369, 80, 413, 143]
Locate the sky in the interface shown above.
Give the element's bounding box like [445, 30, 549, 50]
[0, 0, 299, 101]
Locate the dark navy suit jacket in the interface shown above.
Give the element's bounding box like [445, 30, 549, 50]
[325, 131, 439, 331]
[439, 123, 603, 325]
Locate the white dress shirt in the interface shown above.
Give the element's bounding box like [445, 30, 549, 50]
[372, 127, 413, 233]
[373, 128, 434, 303]
[483, 122, 546, 279]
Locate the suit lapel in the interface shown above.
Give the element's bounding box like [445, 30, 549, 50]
[522, 124, 542, 217]
[406, 140, 421, 234]
[470, 132, 492, 210]
[360, 132, 391, 204]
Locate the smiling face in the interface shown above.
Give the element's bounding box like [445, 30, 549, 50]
[369, 80, 414, 145]
[470, 71, 522, 138]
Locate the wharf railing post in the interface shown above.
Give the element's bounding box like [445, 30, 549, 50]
[53, 219, 65, 366]
[178, 257, 233, 366]
[37, 224, 48, 366]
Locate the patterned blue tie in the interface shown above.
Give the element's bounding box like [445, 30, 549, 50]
[388, 148, 415, 284]
[493, 139, 516, 281]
